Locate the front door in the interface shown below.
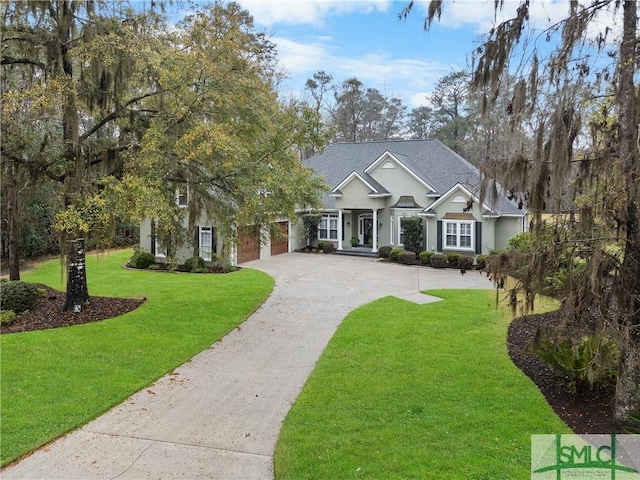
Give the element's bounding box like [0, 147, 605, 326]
[359, 214, 374, 245]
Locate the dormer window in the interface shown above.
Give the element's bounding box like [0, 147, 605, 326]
[176, 185, 188, 207]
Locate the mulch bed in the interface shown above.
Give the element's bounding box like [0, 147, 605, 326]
[1, 285, 144, 334]
[507, 311, 622, 434]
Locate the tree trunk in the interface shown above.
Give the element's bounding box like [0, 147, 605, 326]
[62, 238, 90, 312]
[614, 0, 640, 422]
[5, 162, 21, 281]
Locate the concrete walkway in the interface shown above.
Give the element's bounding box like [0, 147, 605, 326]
[2, 253, 493, 479]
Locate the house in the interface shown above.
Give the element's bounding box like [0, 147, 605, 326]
[290, 139, 526, 256]
[140, 138, 525, 265]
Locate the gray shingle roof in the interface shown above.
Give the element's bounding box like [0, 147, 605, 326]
[305, 139, 523, 215]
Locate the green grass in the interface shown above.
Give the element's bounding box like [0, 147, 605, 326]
[0, 249, 273, 466]
[274, 290, 570, 480]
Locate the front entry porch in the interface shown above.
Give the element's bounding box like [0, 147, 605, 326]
[333, 245, 379, 258]
[336, 208, 380, 253]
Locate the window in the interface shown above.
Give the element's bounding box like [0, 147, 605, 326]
[444, 221, 473, 250]
[176, 185, 188, 207]
[318, 214, 338, 240]
[199, 226, 213, 261]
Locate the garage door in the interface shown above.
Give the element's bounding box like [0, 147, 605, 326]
[237, 226, 260, 264]
[270, 221, 289, 256]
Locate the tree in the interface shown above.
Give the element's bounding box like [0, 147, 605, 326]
[404, 0, 639, 420]
[329, 76, 406, 142]
[2, 1, 166, 307]
[134, 3, 326, 259]
[429, 70, 471, 154]
[407, 105, 437, 139]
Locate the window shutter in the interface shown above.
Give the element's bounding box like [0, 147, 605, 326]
[195, 226, 200, 253]
[436, 221, 442, 252]
[475, 222, 482, 254]
[212, 227, 217, 254]
[150, 220, 156, 255]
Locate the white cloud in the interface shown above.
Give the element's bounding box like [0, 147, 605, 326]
[237, 0, 392, 27]
[272, 35, 449, 108]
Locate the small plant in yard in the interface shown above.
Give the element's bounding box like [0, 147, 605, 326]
[430, 253, 448, 268]
[0, 281, 42, 313]
[389, 247, 404, 262]
[397, 251, 416, 265]
[531, 332, 619, 394]
[350, 236, 359, 247]
[378, 246, 392, 258]
[321, 241, 335, 253]
[446, 252, 461, 267]
[317, 240, 325, 251]
[184, 256, 205, 272]
[419, 250, 434, 266]
[1, 310, 17, 325]
[129, 249, 156, 269]
[475, 254, 487, 270]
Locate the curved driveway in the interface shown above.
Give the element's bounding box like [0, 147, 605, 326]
[3, 253, 493, 479]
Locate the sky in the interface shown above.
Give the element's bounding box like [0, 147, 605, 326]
[225, 0, 623, 110]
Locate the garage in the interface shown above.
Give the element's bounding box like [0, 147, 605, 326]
[270, 221, 289, 256]
[237, 226, 260, 264]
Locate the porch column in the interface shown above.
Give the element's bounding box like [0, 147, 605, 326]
[372, 209, 378, 253]
[337, 208, 343, 250]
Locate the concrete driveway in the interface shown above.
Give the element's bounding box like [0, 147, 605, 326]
[2, 253, 493, 479]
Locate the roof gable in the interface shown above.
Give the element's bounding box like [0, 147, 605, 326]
[364, 151, 436, 193]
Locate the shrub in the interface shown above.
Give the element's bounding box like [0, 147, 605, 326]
[458, 256, 474, 271]
[303, 214, 322, 245]
[184, 256, 205, 272]
[322, 241, 335, 253]
[446, 253, 461, 267]
[1, 310, 17, 325]
[389, 248, 405, 262]
[419, 251, 434, 266]
[0, 281, 42, 313]
[378, 245, 392, 258]
[401, 217, 423, 254]
[129, 250, 156, 269]
[475, 254, 487, 270]
[430, 253, 448, 269]
[532, 333, 619, 394]
[317, 240, 326, 250]
[398, 251, 417, 265]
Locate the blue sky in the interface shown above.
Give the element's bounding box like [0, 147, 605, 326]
[228, 0, 623, 109]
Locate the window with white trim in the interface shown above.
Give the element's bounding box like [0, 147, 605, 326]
[444, 220, 473, 249]
[199, 226, 213, 261]
[176, 185, 188, 207]
[318, 214, 338, 240]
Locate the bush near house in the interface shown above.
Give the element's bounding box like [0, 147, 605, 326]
[397, 251, 416, 265]
[400, 217, 423, 254]
[322, 241, 335, 254]
[389, 248, 404, 262]
[184, 256, 205, 272]
[129, 250, 156, 269]
[419, 251, 434, 266]
[378, 245, 392, 258]
[475, 254, 487, 270]
[446, 253, 461, 267]
[430, 253, 448, 269]
[458, 256, 474, 271]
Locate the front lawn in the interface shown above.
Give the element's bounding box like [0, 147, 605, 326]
[274, 290, 570, 479]
[0, 249, 273, 466]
